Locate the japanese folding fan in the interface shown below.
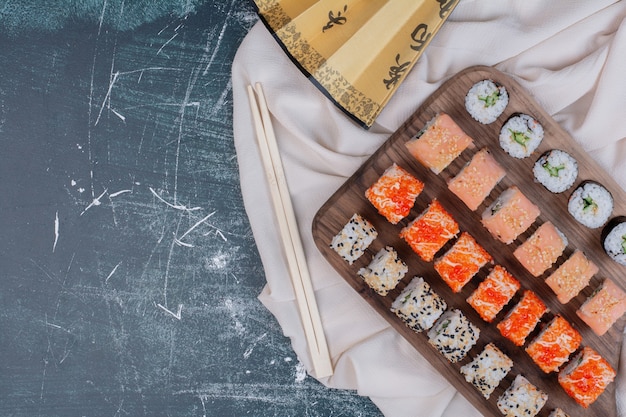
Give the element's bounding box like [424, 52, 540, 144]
[251, 0, 459, 128]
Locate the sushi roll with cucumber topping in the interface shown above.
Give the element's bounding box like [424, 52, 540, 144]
[602, 217, 626, 266]
[465, 79, 509, 124]
[499, 113, 544, 158]
[568, 181, 613, 229]
[533, 149, 578, 193]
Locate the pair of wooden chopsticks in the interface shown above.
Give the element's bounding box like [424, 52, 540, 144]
[246, 83, 334, 378]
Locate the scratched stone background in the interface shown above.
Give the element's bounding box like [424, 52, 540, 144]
[0, 1, 383, 416]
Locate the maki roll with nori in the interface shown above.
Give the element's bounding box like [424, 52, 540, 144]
[533, 149, 578, 193]
[465, 79, 509, 124]
[568, 181, 613, 229]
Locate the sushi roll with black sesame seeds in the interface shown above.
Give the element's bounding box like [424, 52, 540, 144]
[330, 213, 378, 265]
[358, 246, 407, 296]
[460, 343, 513, 399]
[427, 309, 479, 363]
[465, 79, 509, 124]
[568, 181, 613, 229]
[391, 277, 447, 333]
[499, 113, 544, 158]
[533, 149, 578, 193]
[548, 409, 569, 417]
[497, 375, 547, 417]
[603, 216, 626, 266]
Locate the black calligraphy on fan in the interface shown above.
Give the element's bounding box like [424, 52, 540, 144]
[384, 54, 410, 90]
[322, 5, 348, 32]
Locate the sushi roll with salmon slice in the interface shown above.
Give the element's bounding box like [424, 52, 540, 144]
[568, 181, 613, 229]
[513, 222, 568, 277]
[558, 346, 616, 408]
[482, 186, 541, 244]
[405, 113, 474, 174]
[499, 113, 544, 159]
[465, 79, 509, 124]
[545, 250, 598, 304]
[448, 148, 506, 211]
[576, 278, 626, 336]
[365, 163, 424, 224]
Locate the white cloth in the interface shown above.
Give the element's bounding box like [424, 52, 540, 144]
[232, 2, 626, 416]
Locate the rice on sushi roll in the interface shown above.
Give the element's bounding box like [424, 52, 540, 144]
[497, 375, 548, 417]
[465, 79, 509, 124]
[568, 181, 613, 229]
[428, 309, 479, 363]
[602, 216, 626, 266]
[499, 113, 544, 158]
[330, 213, 378, 265]
[391, 277, 447, 332]
[533, 149, 578, 193]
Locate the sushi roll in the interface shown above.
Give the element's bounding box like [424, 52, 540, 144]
[467, 265, 520, 323]
[548, 409, 569, 417]
[399, 199, 459, 262]
[602, 216, 626, 266]
[464, 79, 509, 124]
[567, 181, 613, 229]
[448, 148, 506, 211]
[482, 186, 541, 244]
[427, 309, 479, 363]
[533, 149, 578, 193]
[358, 246, 408, 296]
[525, 315, 581, 374]
[513, 222, 568, 277]
[330, 213, 378, 265]
[545, 250, 598, 304]
[365, 163, 424, 224]
[405, 113, 474, 174]
[497, 375, 548, 417]
[460, 343, 513, 399]
[434, 232, 492, 293]
[499, 113, 544, 159]
[576, 278, 626, 336]
[558, 346, 616, 408]
[497, 290, 547, 347]
[391, 277, 447, 333]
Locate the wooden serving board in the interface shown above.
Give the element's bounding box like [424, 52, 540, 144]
[312, 66, 626, 417]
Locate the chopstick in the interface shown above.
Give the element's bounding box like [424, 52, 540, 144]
[246, 83, 334, 378]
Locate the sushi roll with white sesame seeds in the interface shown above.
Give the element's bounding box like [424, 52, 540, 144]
[465, 79, 509, 124]
[533, 149, 578, 193]
[460, 343, 513, 399]
[330, 213, 378, 265]
[428, 309, 479, 363]
[568, 181, 613, 229]
[499, 113, 544, 158]
[358, 246, 407, 296]
[391, 277, 447, 333]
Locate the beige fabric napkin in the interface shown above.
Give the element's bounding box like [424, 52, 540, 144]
[232, 2, 626, 416]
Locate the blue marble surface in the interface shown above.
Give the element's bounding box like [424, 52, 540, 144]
[0, 2, 383, 416]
